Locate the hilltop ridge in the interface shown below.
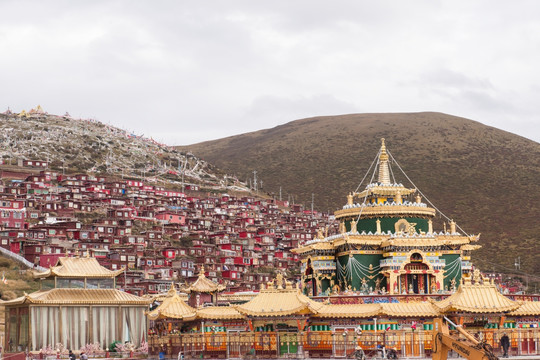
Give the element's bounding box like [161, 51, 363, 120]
[0, 107, 248, 192]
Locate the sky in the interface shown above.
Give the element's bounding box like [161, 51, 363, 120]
[1, 1, 539, 145]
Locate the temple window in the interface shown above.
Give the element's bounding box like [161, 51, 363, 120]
[86, 278, 114, 289]
[57, 278, 85, 288]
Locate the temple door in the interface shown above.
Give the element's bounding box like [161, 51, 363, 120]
[522, 331, 536, 355]
[332, 328, 355, 358]
[227, 330, 242, 359]
[279, 332, 298, 355]
[404, 331, 420, 357]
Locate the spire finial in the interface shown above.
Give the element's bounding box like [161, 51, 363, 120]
[378, 138, 391, 184]
[199, 264, 206, 277]
[167, 281, 177, 296]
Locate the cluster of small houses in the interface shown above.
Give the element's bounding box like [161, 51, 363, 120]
[0, 166, 334, 295]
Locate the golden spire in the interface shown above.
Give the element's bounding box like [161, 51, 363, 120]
[167, 281, 177, 297]
[198, 264, 206, 278]
[378, 138, 391, 185]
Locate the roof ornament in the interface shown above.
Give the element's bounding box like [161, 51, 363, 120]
[276, 272, 284, 289]
[450, 220, 457, 234]
[378, 138, 391, 185]
[198, 265, 205, 278]
[167, 282, 177, 297]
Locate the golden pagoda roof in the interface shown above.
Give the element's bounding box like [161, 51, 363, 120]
[147, 283, 197, 321]
[235, 274, 323, 317]
[197, 306, 244, 320]
[434, 276, 520, 313]
[2, 288, 150, 306]
[508, 301, 540, 316]
[381, 236, 470, 247]
[314, 304, 381, 318]
[381, 302, 439, 317]
[335, 204, 435, 219]
[181, 266, 226, 294]
[33, 256, 125, 279]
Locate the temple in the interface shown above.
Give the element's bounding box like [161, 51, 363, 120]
[144, 140, 540, 359]
[2, 255, 150, 352]
[295, 139, 479, 296]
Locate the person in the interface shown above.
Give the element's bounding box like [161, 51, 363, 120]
[377, 344, 387, 359]
[500, 333, 510, 358]
[387, 347, 398, 359]
[159, 347, 166, 360]
[354, 345, 366, 360]
[80, 351, 88, 360]
[68, 350, 76, 360]
[177, 351, 184, 360]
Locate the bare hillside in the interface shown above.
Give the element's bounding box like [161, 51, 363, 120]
[180, 112, 540, 277]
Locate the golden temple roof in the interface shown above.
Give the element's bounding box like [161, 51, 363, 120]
[34, 256, 125, 279]
[197, 306, 244, 320]
[235, 274, 323, 317]
[147, 283, 197, 321]
[381, 302, 439, 317]
[381, 237, 470, 247]
[508, 301, 540, 316]
[335, 204, 435, 219]
[315, 304, 380, 318]
[434, 277, 520, 313]
[181, 265, 226, 294]
[2, 288, 150, 306]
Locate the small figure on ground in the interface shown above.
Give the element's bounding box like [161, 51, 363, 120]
[387, 347, 398, 359]
[500, 332, 510, 358]
[80, 351, 88, 360]
[354, 345, 366, 360]
[68, 350, 76, 360]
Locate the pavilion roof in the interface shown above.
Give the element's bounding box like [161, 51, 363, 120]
[197, 306, 244, 320]
[508, 301, 540, 316]
[235, 274, 323, 317]
[181, 266, 226, 294]
[380, 302, 440, 317]
[33, 256, 125, 279]
[314, 303, 380, 318]
[2, 288, 150, 306]
[433, 275, 520, 313]
[147, 283, 197, 321]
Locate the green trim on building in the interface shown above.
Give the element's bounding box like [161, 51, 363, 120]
[346, 217, 429, 233]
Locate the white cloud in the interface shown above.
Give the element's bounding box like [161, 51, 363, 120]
[0, 0, 538, 145]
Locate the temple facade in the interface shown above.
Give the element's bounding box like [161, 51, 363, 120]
[2, 255, 150, 352]
[295, 139, 479, 297]
[146, 271, 540, 359]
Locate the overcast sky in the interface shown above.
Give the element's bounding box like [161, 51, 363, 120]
[1, 1, 539, 145]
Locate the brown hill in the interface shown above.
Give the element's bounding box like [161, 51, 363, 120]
[179, 112, 540, 278]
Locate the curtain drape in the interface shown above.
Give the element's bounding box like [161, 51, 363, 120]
[60, 307, 88, 350]
[92, 307, 119, 349]
[123, 307, 145, 346]
[31, 307, 60, 351]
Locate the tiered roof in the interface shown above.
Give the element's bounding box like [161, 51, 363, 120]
[235, 274, 323, 317]
[34, 255, 125, 279]
[3, 288, 149, 306]
[147, 283, 197, 321]
[181, 265, 226, 294]
[433, 273, 520, 313]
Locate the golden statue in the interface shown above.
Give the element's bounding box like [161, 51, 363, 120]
[347, 192, 354, 206]
[350, 219, 357, 233]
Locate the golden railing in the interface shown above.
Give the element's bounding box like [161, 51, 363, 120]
[148, 329, 540, 358]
